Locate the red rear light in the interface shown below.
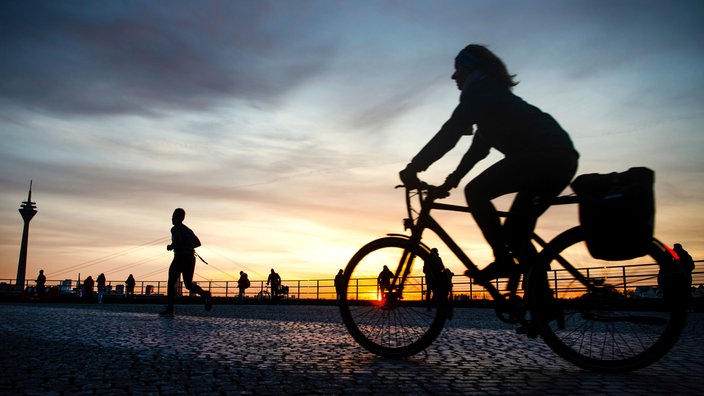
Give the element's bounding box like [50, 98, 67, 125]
[663, 243, 680, 261]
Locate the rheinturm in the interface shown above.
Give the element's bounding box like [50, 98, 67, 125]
[16, 181, 37, 290]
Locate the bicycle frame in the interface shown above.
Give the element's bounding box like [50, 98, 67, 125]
[389, 186, 580, 303]
[341, 184, 687, 370]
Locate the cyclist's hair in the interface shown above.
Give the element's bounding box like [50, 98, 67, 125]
[462, 44, 518, 89]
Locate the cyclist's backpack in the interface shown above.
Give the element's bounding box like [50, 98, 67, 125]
[571, 167, 655, 261]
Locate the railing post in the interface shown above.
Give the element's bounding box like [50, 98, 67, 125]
[553, 270, 559, 299]
[421, 277, 425, 301]
[622, 266, 627, 296]
[316, 280, 320, 300]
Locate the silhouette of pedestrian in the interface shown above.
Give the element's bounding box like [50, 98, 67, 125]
[267, 268, 281, 297]
[35, 269, 46, 300]
[424, 249, 449, 310]
[125, 274, 136, 299]
[237, 271, 250, 303]
[96, 273, 106, 304]
[160, 208, 212, 317]
[377, 265, 394, 293]
[83, 276, 94, 300]
[423, 249, 443, 309]
[674, 243, 695, 287]
[334, 269, 344, 300]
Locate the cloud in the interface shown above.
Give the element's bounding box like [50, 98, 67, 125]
[1, 0, 703, 283]
[0, 1, 337, 116]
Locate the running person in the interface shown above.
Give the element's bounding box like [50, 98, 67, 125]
[160, 208, 212, 317]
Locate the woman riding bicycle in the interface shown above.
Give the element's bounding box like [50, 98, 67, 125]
[400, 44, 579, 284]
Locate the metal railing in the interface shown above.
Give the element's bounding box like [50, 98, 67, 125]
[3, 261, 702, 301]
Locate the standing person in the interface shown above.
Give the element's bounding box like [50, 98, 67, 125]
[83, 276, 94, 300]
[673, 243, 695, 287]
[334, 269, 344, 300]
[377, 265, 394, 293]
[159, 208, 212, 317]
[267, 268, 281, 297]
[96, 273, 106, 304]
[125, 274, 136, 299]
[35, 269, 46, 300]
[423, 249, 444, 308]
[237, 271, 250, 303]
[400, 44, 578, 284]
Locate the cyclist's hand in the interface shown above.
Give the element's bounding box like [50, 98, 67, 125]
[399, 164, 422, 188]
[431, 183, 452, 199]
[444, 172, 461, 189]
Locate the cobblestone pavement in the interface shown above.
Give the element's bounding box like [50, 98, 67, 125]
[0, 302, 702, 395]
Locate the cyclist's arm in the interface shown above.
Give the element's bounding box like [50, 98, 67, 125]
[444, 133, 491, 188]
[407, 100, 476, 173]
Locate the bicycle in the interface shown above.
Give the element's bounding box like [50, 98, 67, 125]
[339, 182, 689, 372]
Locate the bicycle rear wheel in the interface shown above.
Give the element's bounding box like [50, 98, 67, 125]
[529, 227, 688, 372]
[339, 236, 449, 358]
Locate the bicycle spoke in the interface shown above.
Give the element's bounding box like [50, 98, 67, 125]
[340, 237, 448, 357]
[532, 229, 687, 371]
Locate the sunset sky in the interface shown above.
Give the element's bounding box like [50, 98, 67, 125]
[1, 1, 702, 287]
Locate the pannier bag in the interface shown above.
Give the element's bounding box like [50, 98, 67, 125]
[570, 167, 655, 260]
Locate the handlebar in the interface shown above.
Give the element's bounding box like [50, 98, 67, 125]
[396, 180, 579, 230]
[395, 182, 449, 200]
[396, 181, 449, 230]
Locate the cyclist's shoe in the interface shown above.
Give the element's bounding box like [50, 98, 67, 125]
[159, 309, 174, 318]
[516, 323, 539, 338]
[472, 260, 518, 284]
[204, 292, 213, 312]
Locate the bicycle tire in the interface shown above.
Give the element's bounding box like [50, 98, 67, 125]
[528, 226, 688, 372]
[339, 236, 449, 358]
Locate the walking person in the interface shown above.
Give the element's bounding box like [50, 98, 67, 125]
[96, 273, 106, 304]
[673, 243, 695, 287]
[159, 208, 212, 317]
[83, 276, 94, 301]
[267, 268, 281, 297]
[125, 274, 136, 299]
[237, 271, 250, 303]
[377, 265, 394, 293]
[35, 269, 46, 300]
[334, 269, 344, 300]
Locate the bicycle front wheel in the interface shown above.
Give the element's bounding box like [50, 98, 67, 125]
[339, 236, 448, 358]
[529, 227, 688, 372]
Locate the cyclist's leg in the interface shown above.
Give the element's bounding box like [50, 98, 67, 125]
[504, 153, 577, 264]
[464, 158, 525, 265]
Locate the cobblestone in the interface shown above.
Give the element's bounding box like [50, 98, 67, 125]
[0, 302, 702, 395]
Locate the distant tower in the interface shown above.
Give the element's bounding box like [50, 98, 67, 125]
[16, 181, 37, 290]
